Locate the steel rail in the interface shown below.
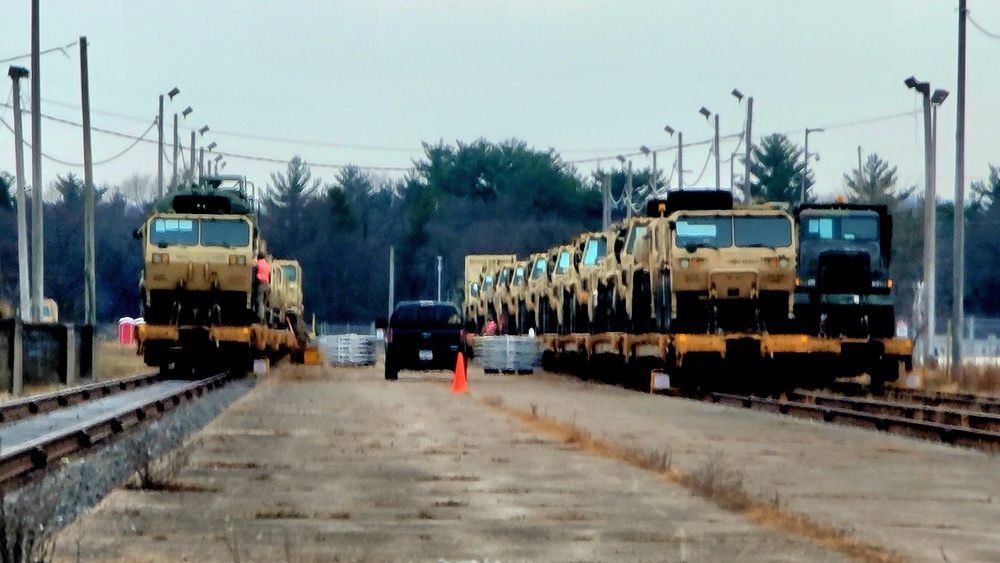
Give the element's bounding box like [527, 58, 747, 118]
[881, 386, 1000, 415]
[0, 372, 163, 425]
[710, 392, 1000, 451]
[0, 373, 229, 484]
[788, 390, 1000, 433]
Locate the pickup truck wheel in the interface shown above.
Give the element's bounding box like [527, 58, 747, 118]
[385, 359, 399, 381]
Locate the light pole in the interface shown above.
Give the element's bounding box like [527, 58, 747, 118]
[732, 88, 753, 203]
[664, 125, 682, 189]
[196, 125, 209, 181]
[8, 65, 30, 320]
[906, 76, 935, 364]
[158, 87, 179, 198]
[640, 145, 656, 198]
[172, 106, 192, 189]
[699, 107, 720, 189]
[206, 141, 217, 177]
[801, 127, 824, 204]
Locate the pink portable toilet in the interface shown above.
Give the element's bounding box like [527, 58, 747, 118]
[118, 317, 135, 345]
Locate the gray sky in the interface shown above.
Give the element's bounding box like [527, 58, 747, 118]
[2, 0, 999, 203]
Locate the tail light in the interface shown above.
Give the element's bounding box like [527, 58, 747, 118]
[386, 328, 392, 343]
[152, 253, 169, 264]
[228, 255, 247, 265]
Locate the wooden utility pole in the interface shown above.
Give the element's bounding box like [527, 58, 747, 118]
[80, 36, 96, 325]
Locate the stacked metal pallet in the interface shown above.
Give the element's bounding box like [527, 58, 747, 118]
[473, 336, 542, 374]
[315, 335, 377, 366]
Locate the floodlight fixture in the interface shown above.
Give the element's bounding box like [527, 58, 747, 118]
[664, 124, 675, 136]
[904, 76, 930, 95]
[167, 87, 180, 99]
[731, 88, 744, 102]
[181, 106, 193, 117]
[198, 125, 209, 135]
[639, 145, 650, 155]
[617, 154, 626, 164]
[8, 66, 29, 80]
[931, 89, 949, 105]
[214, 154, 223, 162]
[207, 142, 217, 151]
[699, 107, 711, 119]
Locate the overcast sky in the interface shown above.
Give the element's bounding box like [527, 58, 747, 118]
[1, 0, 999, 204]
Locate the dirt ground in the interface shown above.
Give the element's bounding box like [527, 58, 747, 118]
[55, 362, 852, 562]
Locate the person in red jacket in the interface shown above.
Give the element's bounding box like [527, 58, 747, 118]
[254, 252, 271, 322]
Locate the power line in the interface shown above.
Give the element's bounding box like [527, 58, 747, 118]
[968, 11, 1000, 40]
[0, 40, 78, 64]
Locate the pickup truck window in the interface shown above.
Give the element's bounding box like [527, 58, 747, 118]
[391, 304, 462, 328]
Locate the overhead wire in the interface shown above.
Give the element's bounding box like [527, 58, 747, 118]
[968, 11, 1000, 40]
[0, 40, 78, 64]
[689, 145, 715, 186]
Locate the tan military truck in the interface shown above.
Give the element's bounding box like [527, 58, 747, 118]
[570, 231, 613, 333]
[464, 254, 516, 332]
[547, 233, 595, 334]
[540, 244, 574, 334]
[594, 217, 654, 333]
[648, 203, 797, 334]
[521, 252, 550, 333]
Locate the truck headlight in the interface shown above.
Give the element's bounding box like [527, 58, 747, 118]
[680, 258, 690, 269]
[779, 258, 789, 269]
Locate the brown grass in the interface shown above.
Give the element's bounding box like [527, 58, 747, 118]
[916, 364, 1000, 394]
[97, 340, 150, 380]
[482, 397, 905, 563]
[255, 508, 308, 520]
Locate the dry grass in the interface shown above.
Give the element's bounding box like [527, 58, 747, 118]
[97, 340, 150, 381]
[482, 397, 905, 563]
[254, 508, 308, 520]
[914, 363, 1000, 395]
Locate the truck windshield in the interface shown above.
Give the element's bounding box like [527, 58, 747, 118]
[150, 218, 198, 246]
[734, 216, 792, 248]
[483, 275, 494, 291]
[512, 267, 525, 285]
[674, 216, 732, 249]
[532, 258, 547, 279]
[582, 237, 607, 265]
[555, 251, 571, 274]
[470, 282, 479, 297]
[282, 265, 298, 281]
[803, 215, 879, 242]
[626, 224, 648, 254]
[200, 219, 250, 247]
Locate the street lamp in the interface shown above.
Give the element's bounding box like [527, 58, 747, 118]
[801, 127, 824, 204]
[157, 87, 179, 197]
[733, 88, 753, 202]
[172, 106, 193, 189]
[665, 125, 682, 189]
[906, 75, 936, 364]
[207, 141, 217, 151]
[640, 144, 657, 198]
[699, 107, 720, 189]
[198, 125, 209, 135]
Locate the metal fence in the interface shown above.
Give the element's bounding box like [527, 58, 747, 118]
[472, 336, 542, 373]
[314, 334, 377, 366]
[927, 316, 1000, 366]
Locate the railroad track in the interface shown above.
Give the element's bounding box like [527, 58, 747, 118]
[0, 372, 163, 424]
[710, 389, 1000, 452]
[0, 373, 231, 485]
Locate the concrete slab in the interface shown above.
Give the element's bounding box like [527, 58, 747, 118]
[56, 364, 846, 562]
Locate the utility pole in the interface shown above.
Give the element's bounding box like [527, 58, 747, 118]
[651, 151, 657, 196]
[157, 95, 164, 197]
[8, 66, 30, 321]
[437, 256, 442, 301]
[80, 37, 96, 326]
[388, 246, 395, 319]
[30, 0, 43, 323]
[801, 127, 824, 204]
[199, 147, 204, 181]
[172, 113, 179, 189]
[953, 0, 968, 377]
[601, 172, 611, 230]
[714, 114, 721, 189]
[678, 132, 683, 189]
[626, 160, 633, 219]
[745, 97, 753, 202]
[189, 130, 196, 183]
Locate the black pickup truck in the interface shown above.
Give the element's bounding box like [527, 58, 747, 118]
[385, 300, 467, 380]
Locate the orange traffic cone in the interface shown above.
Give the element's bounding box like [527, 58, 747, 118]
[451, 352, 468, 394]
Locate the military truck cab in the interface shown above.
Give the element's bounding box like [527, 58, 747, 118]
[794, 204, 894, 338]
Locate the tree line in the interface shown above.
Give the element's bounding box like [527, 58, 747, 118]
[0, 133, 998, 329]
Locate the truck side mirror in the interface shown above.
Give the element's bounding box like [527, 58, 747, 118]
[132, 228, 143, 240]
[375, 317, 388, 330]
